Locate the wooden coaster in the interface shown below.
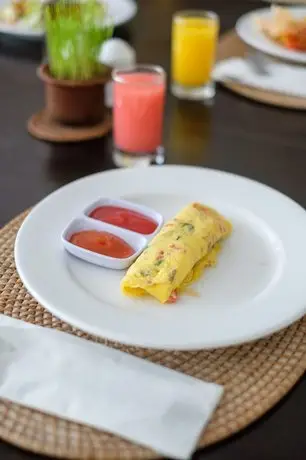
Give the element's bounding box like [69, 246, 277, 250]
[0, 210, 306, 459]
[217, 31, 306, 110]
[28, 110, 112, 142]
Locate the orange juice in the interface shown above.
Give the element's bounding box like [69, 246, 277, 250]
[172, 14, 219, 87]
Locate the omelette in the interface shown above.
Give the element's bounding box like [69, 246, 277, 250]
[121, 202, 232, 304]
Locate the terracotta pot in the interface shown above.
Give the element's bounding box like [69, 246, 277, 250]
[38, 64, 111, 126]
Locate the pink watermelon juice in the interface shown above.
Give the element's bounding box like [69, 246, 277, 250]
[113, 68, 166, 154]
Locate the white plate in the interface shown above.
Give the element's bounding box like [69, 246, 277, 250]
[0, 16, 43, 39]
[0, 0, 137, 39]
[236, 7, 306, 64]
[15, 166, 306, 350]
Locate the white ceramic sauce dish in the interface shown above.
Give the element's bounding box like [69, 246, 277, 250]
[62, 217, 147, 270]
[83, 197, 163, 238]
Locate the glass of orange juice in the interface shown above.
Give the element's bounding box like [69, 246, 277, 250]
[171, 10, 219, 101]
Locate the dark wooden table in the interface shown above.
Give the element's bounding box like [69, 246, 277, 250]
[0, 0, 305, 459]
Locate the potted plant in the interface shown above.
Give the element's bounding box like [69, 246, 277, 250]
[38, 0, 113, 126]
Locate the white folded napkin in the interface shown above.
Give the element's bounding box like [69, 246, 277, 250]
[0, 315, 223, 460]
[213, 57, 306, 98]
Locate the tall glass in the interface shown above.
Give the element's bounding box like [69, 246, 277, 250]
[171, 10, 219, 101]
[112, 65, 166, 167]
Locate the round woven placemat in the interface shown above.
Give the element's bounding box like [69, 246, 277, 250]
[0, 210, 306, 459]
[262, 0, 306, 4]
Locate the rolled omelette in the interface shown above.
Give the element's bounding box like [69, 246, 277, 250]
[121, 202, 232, 304]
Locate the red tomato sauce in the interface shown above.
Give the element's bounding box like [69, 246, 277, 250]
[89, 206, 158, 235]
[69, 230, 135, 259]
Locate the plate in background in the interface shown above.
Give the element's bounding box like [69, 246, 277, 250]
[236, 7, 306, 64]
[0, 0, 137, 40]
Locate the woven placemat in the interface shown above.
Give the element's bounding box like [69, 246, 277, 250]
[217, 31, 306, 110]
[262, 0, 306, 4]
[0, 210, 306, 459]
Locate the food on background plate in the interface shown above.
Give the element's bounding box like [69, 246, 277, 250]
[256, 6, 306, 51]
[89, 205, 158, 235]
[0, 0, 26, 24]
[121, 202, 232, 304]
[0, 0, 42, 27]
[70, 230, 135, 259]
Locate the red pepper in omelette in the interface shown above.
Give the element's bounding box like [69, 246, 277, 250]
[121, 203, 232, 304]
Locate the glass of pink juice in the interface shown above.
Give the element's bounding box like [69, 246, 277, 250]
[112, 65, 166, 166]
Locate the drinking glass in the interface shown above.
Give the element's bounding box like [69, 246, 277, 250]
[112, 65, 166, 167]
[171, 10, 219, 101]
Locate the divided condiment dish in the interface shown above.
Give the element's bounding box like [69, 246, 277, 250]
[62, 198, 163, 269]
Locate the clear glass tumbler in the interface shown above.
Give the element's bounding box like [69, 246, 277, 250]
[112, 65, 166, 167]
[171, 10, 219, 101]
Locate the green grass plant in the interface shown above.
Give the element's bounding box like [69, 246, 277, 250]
[44, 0, 113, 80]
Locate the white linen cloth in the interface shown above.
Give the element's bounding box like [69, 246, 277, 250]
[213, 57, 306, 98]
[0, 314, 223, 460]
